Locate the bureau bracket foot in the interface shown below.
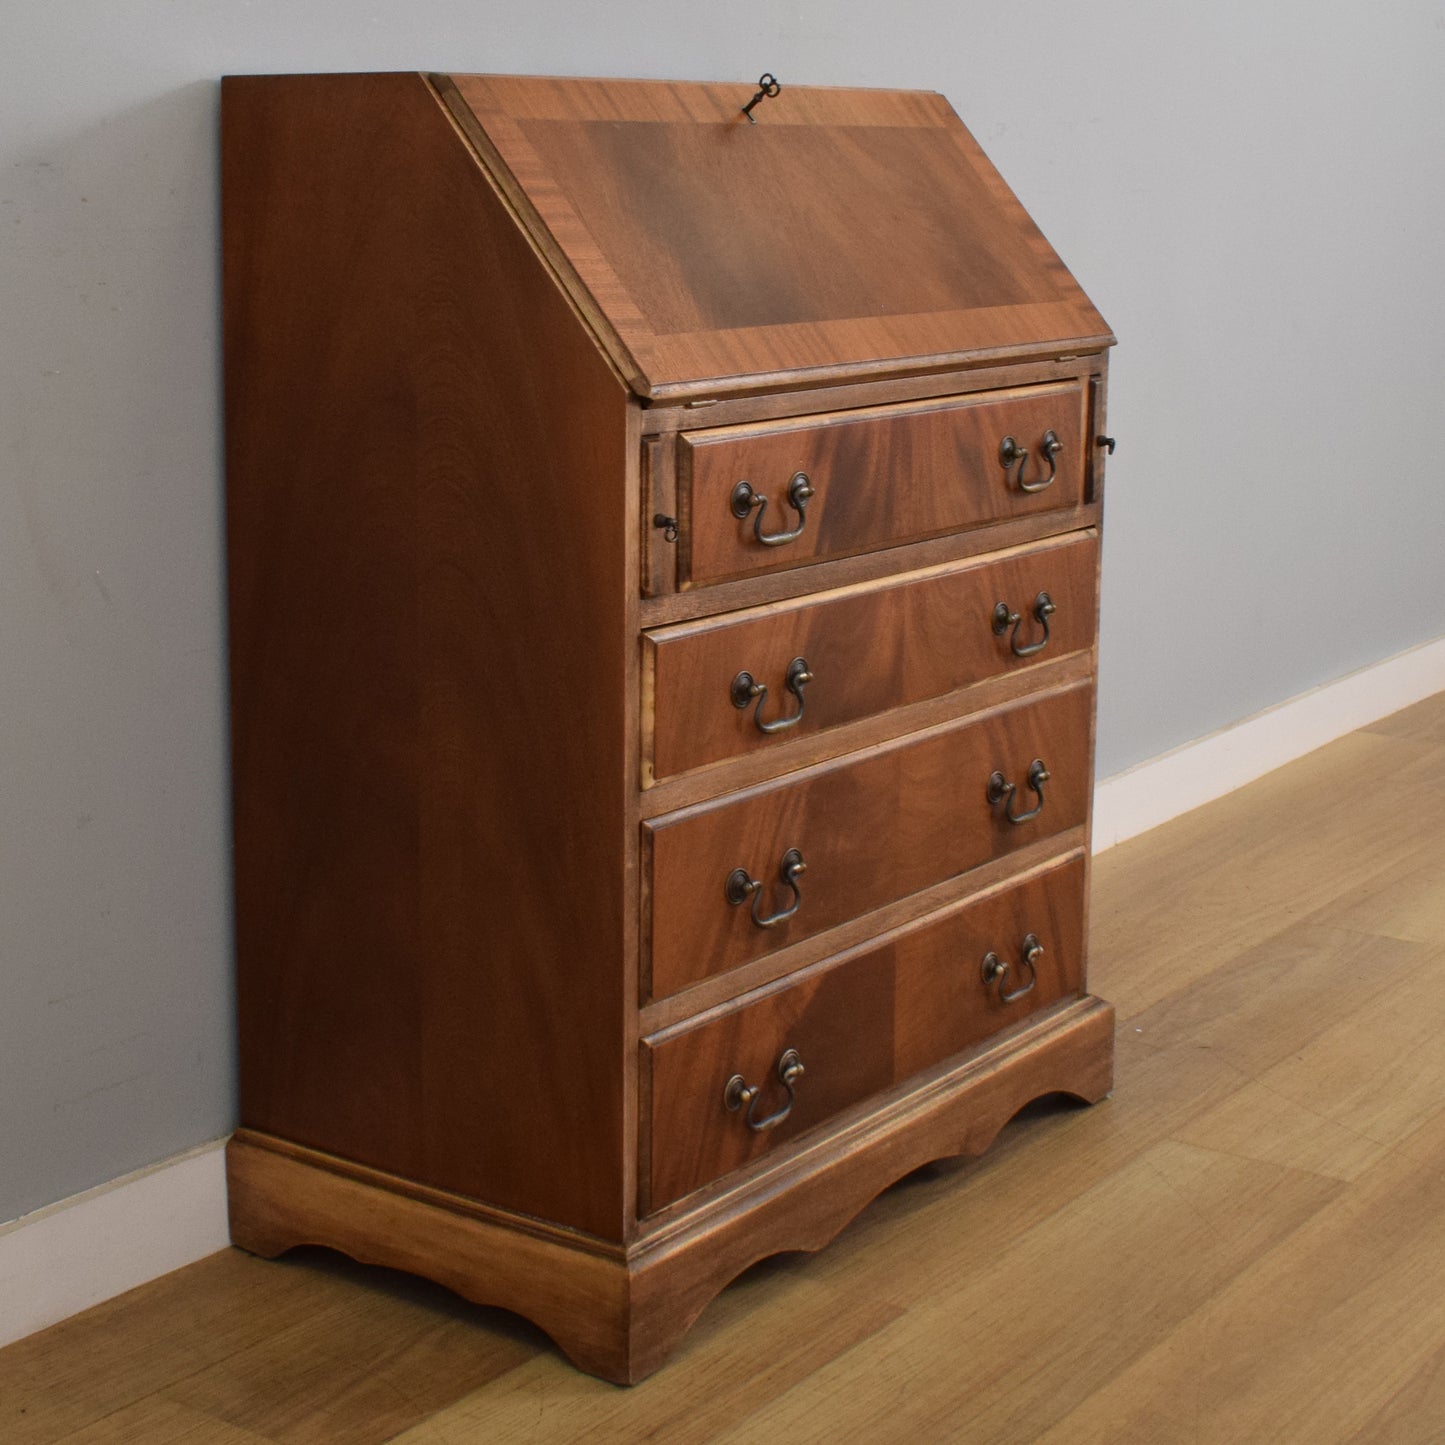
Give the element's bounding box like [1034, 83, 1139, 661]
[227, 995, 1113, 1384]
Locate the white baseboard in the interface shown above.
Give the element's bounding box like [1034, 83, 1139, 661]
[1093, 634, 1445, 853]
[2, 638, 1442, 1351]
[0, 1138, 230, 1351]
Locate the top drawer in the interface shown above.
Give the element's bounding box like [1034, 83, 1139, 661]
[678, 381, 1087, 588]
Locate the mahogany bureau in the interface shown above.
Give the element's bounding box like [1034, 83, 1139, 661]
[221, 70, 1116, 1383]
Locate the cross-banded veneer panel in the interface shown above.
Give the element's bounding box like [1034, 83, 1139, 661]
[438, 74, 1111, 398]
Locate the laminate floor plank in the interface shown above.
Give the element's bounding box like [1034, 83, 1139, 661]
[1030, 1104, 1445, 1445]
[1314, 855, 1445, 946]
[1090, 728, 1445, 1021]
[1344, 1336, 1445, 1444]
[385, 1270, 902, 1445]
[55, 1398, 273, 1445]
[1114, 922, 1425, 1080]
[1171, 1076, 1390, 1182]
[3, 690, 1444, 1443]
[156, 1265, 533, 1445]
[710, 1141, 1343, 1444]
[0, 1250, 386, 1444]
[0, 1250, 534, 1445]
[1234, 943, 1445, 1149]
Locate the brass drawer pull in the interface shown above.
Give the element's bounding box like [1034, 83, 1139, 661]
[730, 470, 815, 547]
[999, 429, 1062, 493]
[982, 933, 1043, 1004]
[731, 656, 813, 734]
[987, 758, 1050, 824]
[992, 591, 1056, 658]
[724, 1048, 805, 1132]
[725, 847, 806, 928]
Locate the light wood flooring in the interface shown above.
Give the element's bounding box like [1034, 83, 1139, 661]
[5, 690, 1445, 1443]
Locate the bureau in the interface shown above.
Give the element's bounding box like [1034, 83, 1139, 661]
[221, 70, 1116, 1383]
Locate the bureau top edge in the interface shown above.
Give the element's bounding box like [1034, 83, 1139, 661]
[417, 70, 1114, 401]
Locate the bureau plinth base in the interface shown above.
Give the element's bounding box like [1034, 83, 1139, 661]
[227, 996, 1113, 1384]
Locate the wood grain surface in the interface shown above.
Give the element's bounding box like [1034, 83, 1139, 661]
[679, 382, 1087, 586]
[646, 680, 1094, 997]
[645, 531, 1098, 781]
[639, 829, 1091, 1035]
[223, 73, 633, 1239]
[645, 855, 1086, 1210]
[438, 74, 1112, 399]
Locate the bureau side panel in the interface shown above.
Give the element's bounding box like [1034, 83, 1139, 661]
[223, 73, 631, 1238]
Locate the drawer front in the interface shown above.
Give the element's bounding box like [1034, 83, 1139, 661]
[646, 531, 1098, 783]
[646, 680, 1092, 999]
[645, 855, 1086, 1211]
[680, 382, 1087, 587]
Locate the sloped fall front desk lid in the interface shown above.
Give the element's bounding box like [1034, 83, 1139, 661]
[434, 73, 1113, 401]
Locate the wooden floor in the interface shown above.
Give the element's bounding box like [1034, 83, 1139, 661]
[6, 691, 1445, 1444]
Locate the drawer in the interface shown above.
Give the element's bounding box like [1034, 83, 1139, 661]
[645, 531, 1098, 783]
[646, 680, 1092, 999]
[678, 382, 1087, 588]
[644, 855, 1086, 1212]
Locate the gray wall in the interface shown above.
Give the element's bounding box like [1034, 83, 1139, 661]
[3, 3, 1443, 1224]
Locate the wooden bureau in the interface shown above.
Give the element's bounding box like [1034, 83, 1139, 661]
[221, 70, 1116, 1383]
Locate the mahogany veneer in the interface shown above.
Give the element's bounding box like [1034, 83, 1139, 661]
[646, 681, 1094, 997]
[645, 855, 1088, 1211]
[645, 531, 1099, 783]
[679, 383, 1088, 586]
[222, 69, 1115, 1383]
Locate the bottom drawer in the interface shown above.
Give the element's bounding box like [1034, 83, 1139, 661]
[643, 854, 1086, 1213]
